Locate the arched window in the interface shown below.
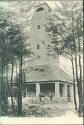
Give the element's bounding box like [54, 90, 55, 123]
[36, 7, 44, 12]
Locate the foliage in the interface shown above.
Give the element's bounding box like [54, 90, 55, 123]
[46, 1, 83, 115]
[46, 1, 83, 58]
[0, 6, 31, 116]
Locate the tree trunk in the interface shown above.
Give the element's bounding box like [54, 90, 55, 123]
[17, 45, 23, 116]
[17, 86, 22, 116]
[78, 53, 83, 115]
[74, 54, 79, 93]
[5, 65, 9, 97]
[4, 65, 9, 114]
[10, 59, 15, 114]
[0, 60, 3, 116]
[17, 64, 22, 116]
[77, 22, 83, 116]
[71, 56, 77, 110]
[1, 58, 5, 115]
[6, 64, 17, 115]
[74, 54, 82, 115]
[71, 9, 79, 111]
[0, 74, 2, 116]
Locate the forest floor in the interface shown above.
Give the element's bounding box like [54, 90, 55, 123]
[0, 97, 83, 124]
[6, 97, 77, 117]
[22, 97, 75, 117]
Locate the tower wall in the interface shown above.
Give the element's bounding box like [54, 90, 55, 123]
[30, 3, 60, 67]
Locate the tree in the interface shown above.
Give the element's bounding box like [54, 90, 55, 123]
[0, 6, 31, 115]
[0, 0, 38, 116]
[46, 1, 83, 115]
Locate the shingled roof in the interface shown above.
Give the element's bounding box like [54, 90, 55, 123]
[24, 65, 72, 83]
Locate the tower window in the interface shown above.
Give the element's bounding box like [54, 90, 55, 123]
[40, 69, 45, 72]
[37, 25, 40, 29]
[48, 9, 50, 12]
[35, 68, 38, 71]
[36, 7, 44, 12]
[37, 44, 40, 49]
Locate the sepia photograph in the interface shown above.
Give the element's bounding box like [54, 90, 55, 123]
[0, 0, 83, 124]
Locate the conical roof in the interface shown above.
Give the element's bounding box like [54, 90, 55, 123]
[24, 65, 72, 83]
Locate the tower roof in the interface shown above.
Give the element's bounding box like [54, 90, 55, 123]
[35, 2, 52, 11]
